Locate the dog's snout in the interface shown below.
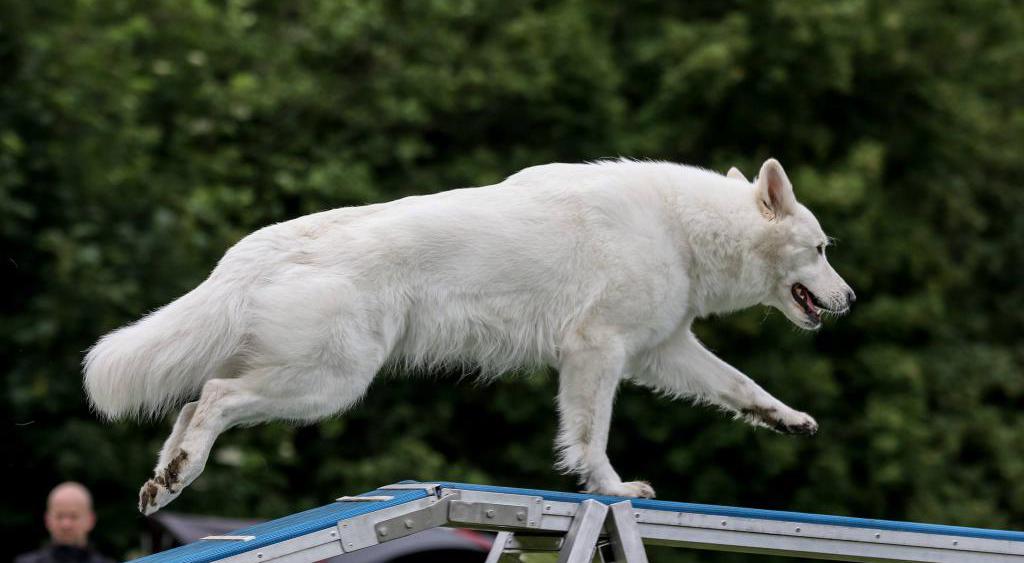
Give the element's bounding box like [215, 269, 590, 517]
[846, 289, 857, 306]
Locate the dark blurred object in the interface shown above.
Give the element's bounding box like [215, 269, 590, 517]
[146, 512, 492, 562]
[144, 512, 261, 553]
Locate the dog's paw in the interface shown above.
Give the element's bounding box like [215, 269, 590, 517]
[139, 450, 190, 515]
[772, 409, 817, 435]
[742, 406, 817, 436]
[591, 481, 656, 499]
[782, 412, 818, 435]
[139, 477, 180, 515]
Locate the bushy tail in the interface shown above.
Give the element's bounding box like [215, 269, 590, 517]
[83, 279, 245, 420]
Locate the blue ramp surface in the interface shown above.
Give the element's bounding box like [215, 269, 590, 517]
[436, 481, 1024, 543]
[131, 487, 428, 563]
[130, 481, 1024, 562]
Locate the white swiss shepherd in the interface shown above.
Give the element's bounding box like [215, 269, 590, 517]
[84, 158, 855, 514]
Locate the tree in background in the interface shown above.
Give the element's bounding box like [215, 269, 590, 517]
[2, 1, 1022, 561]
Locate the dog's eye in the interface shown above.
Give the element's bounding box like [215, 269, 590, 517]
[816, 244, 825, 256]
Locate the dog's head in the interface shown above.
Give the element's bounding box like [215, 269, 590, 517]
[730, 159, 856, 330]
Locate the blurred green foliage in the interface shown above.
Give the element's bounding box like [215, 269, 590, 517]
[2, 1, 1022, 561]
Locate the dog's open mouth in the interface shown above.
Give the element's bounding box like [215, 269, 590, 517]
[791, 283, 827, 325]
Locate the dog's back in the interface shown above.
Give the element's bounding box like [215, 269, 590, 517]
[238, 162, 686, 375]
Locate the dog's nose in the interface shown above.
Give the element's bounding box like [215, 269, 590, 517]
[846, 289, 857, 305]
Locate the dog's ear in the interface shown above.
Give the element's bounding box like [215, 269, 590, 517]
[755, 158, 796, 220]
[726, 167, 749, 182]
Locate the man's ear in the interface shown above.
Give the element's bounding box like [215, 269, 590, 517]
[755, 158, 796, 220]
[726, 167, 749, 182]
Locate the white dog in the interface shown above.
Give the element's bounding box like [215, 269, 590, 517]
[84, 158, 854, 514]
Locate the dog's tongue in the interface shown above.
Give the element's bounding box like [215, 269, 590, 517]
[802, 289, 817, 313]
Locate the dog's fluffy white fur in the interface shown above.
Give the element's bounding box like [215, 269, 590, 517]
[84, 158, 854, 514]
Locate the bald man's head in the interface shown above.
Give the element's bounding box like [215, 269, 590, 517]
[45, 482, 96, 547]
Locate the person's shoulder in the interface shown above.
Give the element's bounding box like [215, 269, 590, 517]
[14, 545, 117, 563]
[14, 547, 49, 563]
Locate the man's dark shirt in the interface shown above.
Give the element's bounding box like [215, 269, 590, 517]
[14, 544, 116, 563]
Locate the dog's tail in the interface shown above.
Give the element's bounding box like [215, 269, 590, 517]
[83, 276, 246, 420]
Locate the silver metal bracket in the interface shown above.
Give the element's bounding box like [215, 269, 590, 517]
[486, 532, 565, 563]
[336, 492, 457, 553]
[504, 534, 564, 552]
[448, 496, 544, 530]
[373, 495, 452, 542]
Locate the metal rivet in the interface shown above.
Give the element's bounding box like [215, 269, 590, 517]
[347, 543, 353, 548]
[330, 531, 337, 537]
[378, 526, 389, 537]
[485, 509, 496, 518]
[516, 511, 526, 521]
[721, 520, 728, 526]
[256, 554, 263, 559]
[874, 533, 881, 539]
[404, 519, 415, 529]
[953, 541, 959, 546]
[634, 513, 641, 519]
[545, 505, 552, 510]
[795, 527, 801, 533]
[529, 521, 535, 526]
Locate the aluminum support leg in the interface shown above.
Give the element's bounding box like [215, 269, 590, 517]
[485, 531, 522, 563]
[557, 499, 609, 563]
[605, 502, 649, 563]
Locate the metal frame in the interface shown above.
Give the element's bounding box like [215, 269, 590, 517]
[556, 499, 609, 563]
[130, 481, 1024, 563]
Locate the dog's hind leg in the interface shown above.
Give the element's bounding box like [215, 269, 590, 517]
[555, 339, 654, 499]
[155, 402, 198, 470]
[633, 327, 817, 435]
[138, 364, 377, 514]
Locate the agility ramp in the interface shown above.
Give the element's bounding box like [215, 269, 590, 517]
[130, 481, 1024, 563]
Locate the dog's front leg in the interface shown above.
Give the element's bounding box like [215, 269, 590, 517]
[634, 328, 817, 435]
[555, 344, 655, 498]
